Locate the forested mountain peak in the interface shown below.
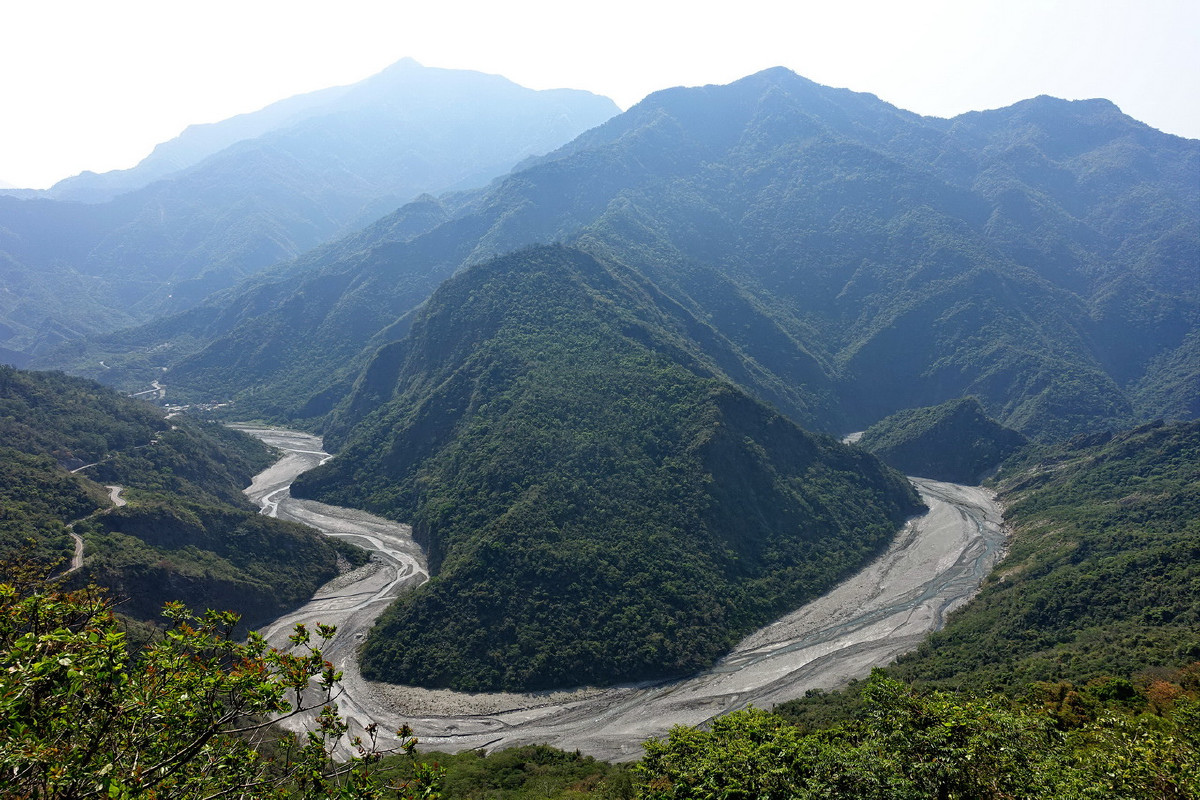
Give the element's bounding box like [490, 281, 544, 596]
[858, 397, 1029, 483]
[293, 244, 922, 691]
[34, 58, 616, 205]
[40, 82, 355, 203]
[955, 94, 1150, 142]
[551, 65, 927, 170]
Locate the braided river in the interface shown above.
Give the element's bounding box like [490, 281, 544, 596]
[240, 426, 1007, 762]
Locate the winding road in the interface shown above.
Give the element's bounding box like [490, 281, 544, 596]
[107, 485, 127, 508]
[64, 485, 128, 574]
[242, 427, 1007, 762]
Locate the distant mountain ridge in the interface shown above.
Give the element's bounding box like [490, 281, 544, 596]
[41, 80, 355, 203]
[0, 59, 618, 360]
[62, 67, 1197, 441]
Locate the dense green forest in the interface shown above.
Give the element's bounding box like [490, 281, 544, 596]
[629, 422, 1200, 797]
[0, 365, 352, 627]
[383, 419, 1200, 798]
[379, 746, 634, 799]
[773, 419, 1199, 732]
[0, 557, 444, 799]
[630, 669, 1198, 799]
[0, 447, 104, 564]
[371, 665, 1200, 799]
[857, 396, 1028, 483]
[295, 246, 922, 691]
[3, 65, 1196, 795]
[47, 67, 1198, 446]
[6, 553, 1194, 799]
[883, 419, 1200, 691]
[381, 668, 1200, 798]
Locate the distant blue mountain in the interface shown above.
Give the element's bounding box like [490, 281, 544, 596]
[0, 59, 618, 359]
[69, 67, 1195, 440]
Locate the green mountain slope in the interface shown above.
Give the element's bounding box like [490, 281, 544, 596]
[880, 419, 1200, 692]
[564, 77, 1196, 438]
[64, 67, 1197, 441]
[0, 365, 352, 627]
[858, 397, 1028, 483]
[39, 191, 489, 418]
[0, 448, 105, 565]
[293, 246, 922, 691]
[766, 419, 1200, 787]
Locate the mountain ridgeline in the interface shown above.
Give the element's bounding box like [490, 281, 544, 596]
[0, 59, 618, 362]
[20, 67, 1199, 691]
[57, 67, 1198, 444]
[293, 246, 923, 691]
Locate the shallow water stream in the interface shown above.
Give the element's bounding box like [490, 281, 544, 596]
[242, 426, 1006, 762]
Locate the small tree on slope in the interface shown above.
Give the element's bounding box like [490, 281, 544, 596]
[0, 552, 441, 799]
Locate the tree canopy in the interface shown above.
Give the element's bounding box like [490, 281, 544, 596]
[296, 246, 921, 691]
[0, 554, 442, 799]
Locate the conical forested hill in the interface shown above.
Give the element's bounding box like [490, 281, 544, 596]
[293, 245, 922, 691]
[858, 397, 1028, 483]
[59, 67, 1197, 441]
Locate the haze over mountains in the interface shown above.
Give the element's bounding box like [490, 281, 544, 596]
[0, 59, 617, 363]
[51, 67, 1198, 439]
[9, 63, 1200, 694]
[3, 54, 1197, 793]
[18, 66, 1192, 693]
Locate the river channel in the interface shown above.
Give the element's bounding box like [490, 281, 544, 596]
[240, 426, 1008, 762]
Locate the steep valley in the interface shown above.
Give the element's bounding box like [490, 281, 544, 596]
[2, 60, 1196, 796]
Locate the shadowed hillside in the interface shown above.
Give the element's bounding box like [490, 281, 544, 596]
[294, 246, 923, 691]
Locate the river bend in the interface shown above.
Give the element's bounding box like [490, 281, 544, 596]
[242, 427, 1007, 762]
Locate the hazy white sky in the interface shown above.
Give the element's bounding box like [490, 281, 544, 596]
[1, 0, 1197, 189]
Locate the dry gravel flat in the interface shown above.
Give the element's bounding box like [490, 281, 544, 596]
[243, 428, 1006, 762]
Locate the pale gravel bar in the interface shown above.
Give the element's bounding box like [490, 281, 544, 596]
[241, 427, 1007, 763]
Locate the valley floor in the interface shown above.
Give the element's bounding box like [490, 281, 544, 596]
[243, 428, 1006, 763]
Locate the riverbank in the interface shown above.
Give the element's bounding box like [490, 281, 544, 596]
[243, 427, 1007, 762]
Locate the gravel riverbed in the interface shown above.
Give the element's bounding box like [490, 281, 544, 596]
[240, 426, 1007, 762]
